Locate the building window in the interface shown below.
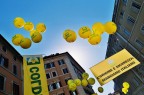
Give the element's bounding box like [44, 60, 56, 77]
[129, 81, 136, 90]
[13, 65, 17, 75]
[58, 93, 65, 95]
[74, 68, 78, 73]
[117, 24, 121, 30]
[114, 36, 119, 45]
[69, 90, 78, 95]
[137, 91, 144, 95]
[0, 55, 9, 68]
[48, 84, 53, 91]
[131, 2, 141, 13]
[119, 44, 123, 50]
[56, 81, 62, 89]
[2, 46, 6, 52]
[133, 77, 141, 88]
[46, 73, 51, 79]
[13, 83, 19, 95]
[123, 0, 128, 5]
[13, 56, 16, 61]
[50, 62, 55, 67]
[141, 25, 144, 35]
[52, 83, 57, 90]
[62, 68, 69, 74]
[52, 71, 57, 77]
[48, 81, 62, 91]
[0, 75, 5, 91]
[58, 59, 65, 65]
[127, 16, 135, 24]
[78, 72, 82, 79]
[44, 62, 55, 69]
[123, 29, 131, 36]
[135, 39, 144, 48]
[120, 10, 124, 18]
[45, 63, 50, 69]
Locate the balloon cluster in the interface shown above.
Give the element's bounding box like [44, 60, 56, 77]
[81, 73, 96, 86]
[122, 82, 130, 94]
[67, 72, 96, 91]
[68, 72, 104, 95]
[63, 21, 117, 45]
[12, 17, 46, 49]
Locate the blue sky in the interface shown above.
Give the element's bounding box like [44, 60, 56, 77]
[0, 0, 115, 94]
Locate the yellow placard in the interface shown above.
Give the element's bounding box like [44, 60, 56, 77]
[90, 49, 140, 86]
[23, 55, 49, 95]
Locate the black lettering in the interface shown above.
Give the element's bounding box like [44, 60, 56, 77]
[97, 69, 113, 79]
[32, 86, 42, 94]
[31, 80, 41, 86]
[121, 61, 135, 71]
[30, 67, 39, 73]
[102, 70, 121, 82]
[116, 57, 134, 68]
[31, 73, 40, 80]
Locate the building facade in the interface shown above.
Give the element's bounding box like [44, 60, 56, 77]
[43, 52, 95, 95]
[0, 34, 23, 95]
[106, 0, 144, 95]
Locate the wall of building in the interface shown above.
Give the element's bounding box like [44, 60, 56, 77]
[44, 53, 94, 95]
[0, 36, 23, 95]
[106, 0, 144, 95]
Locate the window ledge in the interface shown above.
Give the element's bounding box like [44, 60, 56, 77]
[0, 90, 9, 95]
[0, 66, 23, 81]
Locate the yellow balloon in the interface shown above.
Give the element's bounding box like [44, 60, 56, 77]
[63, 29, 77, 43]
[78, 26, 91, 39]
[122, 88, 128, 94]
[88, 78, 95, 85]
[68, 83, 77, 91]
[92, 22, 105, 34]
[91, 93, 98, 95]
[24, 22, 34, 31]
[30, 30, 37, 36]
[81, 79, 88, 87]
[123, 91, 128, 94]
[88, 33, 101, 45]
[123, 82, 130, 89]
[13, 17, 25, 28]
[20, 38, 32, 49]
[82, 72, 89, 79]
[104, 21, 117, 34]
[98, 87, 104, 93]
[74, 79, 81, 86]
[12, 34, 24, 46]
[93, 30, 103, 35]
[67, 79, 74, 85]
[31, 32, 42, 43]
[36, 23, 46, 33]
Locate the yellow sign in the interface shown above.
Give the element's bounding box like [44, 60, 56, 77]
[23, 55, 49, 95]
[90, 49, 140, 86]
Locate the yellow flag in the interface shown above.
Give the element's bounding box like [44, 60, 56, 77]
[23, 55, 49, 95]
[90, 49, 140, 86]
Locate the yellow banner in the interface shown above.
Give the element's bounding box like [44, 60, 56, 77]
[23, 55, 49, 95]
[90, 49, 140, 86]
